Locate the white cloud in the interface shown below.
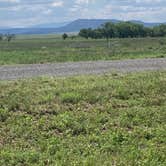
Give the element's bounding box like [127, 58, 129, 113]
[75, 0, 96, 5]
[0, 0, 166, 28]
[94, 3, 166, 22]
[70, 0, 95, 13]
[52, 1, 64, 7]
[75, 0, 95, 5]
[43, 9, 52, 15]
[75, 0, 89, 4]
[0, 0, 20, 3]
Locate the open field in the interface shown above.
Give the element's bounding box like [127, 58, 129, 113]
[0, 36, 166, 65]
[0, 71, 166, 165]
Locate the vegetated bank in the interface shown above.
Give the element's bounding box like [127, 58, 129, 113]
[0, 71, 166, 165]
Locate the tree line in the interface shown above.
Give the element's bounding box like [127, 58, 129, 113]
[79, 22, 166, 39]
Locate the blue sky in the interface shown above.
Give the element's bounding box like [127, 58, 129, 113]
[0, 0, 166, 27]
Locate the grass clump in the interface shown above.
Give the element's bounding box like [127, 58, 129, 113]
[0, 71, 166, 165]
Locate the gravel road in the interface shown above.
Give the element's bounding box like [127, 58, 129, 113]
[0, 58, 166, 80]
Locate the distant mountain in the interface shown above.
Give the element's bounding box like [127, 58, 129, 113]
[53, 19, 120, 32]
[0, 19, 165, 35]
[32, 22, 69, 28]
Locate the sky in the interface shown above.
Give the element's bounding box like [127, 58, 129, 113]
[0, 0, 166, 28]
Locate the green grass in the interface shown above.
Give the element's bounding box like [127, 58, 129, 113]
[0, 71, 166, 165]
[0, 37, 166, 65]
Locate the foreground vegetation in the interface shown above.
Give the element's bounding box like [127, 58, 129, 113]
[0, 71, 166, 165]
[0, 36, 166, 65]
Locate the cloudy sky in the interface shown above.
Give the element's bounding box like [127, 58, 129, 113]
[0, 0, 166, 27]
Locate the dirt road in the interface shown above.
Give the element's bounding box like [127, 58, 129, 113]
[0, 58, 166, 80]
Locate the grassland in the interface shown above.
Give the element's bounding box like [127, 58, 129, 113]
[0, 71, 166, 165]
[0, 36, 166, 65]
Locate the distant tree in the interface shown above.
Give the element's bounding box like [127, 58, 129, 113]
[102, 22, 117, 47]
[78, 21, 166, 40]
[0, 34, 3, 41]
[79, 29, 90, 39]
[159, 24, 166, 36]
[62, 33, 68, 40]
[86, 28, 94, 39]
[5, 33, 15, 42]
[91, 29, 103, 39]
[144, 27, 154, 37]
[153, 24, 166, 37]
[102, 22, 117, 39]
[96, 28, 104, 38]
[116, 22, 133, 38]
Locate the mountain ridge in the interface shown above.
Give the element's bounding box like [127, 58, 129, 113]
[0, 19, 165, 35]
